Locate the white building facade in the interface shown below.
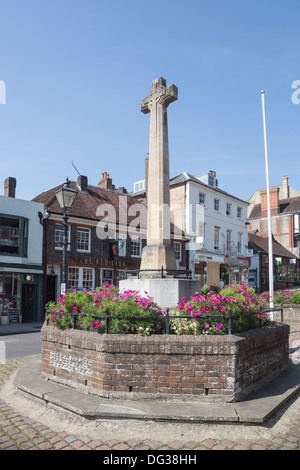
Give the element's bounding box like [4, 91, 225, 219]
[170, 171, 249, 287]
[0, 178, 44, 325]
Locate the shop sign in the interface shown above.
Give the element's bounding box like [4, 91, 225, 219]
[102, 269, 113, 279]
[77, 257, 127, 268]
[194, 253, 224, 263]
[7, 308, 21, 324]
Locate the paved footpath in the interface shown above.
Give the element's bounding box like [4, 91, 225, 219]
[1, 325, 300, 451]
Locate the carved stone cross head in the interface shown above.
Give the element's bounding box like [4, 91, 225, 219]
[141, 77, 178, 114]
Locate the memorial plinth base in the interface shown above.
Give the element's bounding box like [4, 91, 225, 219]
[140, 244, 177, 273]
[119, 277, 201, 310]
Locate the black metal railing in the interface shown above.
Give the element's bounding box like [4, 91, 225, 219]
[123, 267, 192, 279]
[46, 303, 283, 335]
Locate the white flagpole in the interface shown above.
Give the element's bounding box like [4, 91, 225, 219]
[261, 90, 274, 320]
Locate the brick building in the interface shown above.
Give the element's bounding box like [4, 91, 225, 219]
[33, 173, 147, 304]
[248, 232, 300, 292]
[247, 175, 300, 291]
[248, 175, 300, 258]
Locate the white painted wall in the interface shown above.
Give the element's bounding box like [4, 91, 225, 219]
[0, 195, 44, 266]
[185, 181, 248, 257]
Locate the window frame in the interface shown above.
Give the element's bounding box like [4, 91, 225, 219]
[226, 203, 231, 216]
[214, 226, 220, 251]
[0, 214, 28, 257]
[214, 198, 220, 212]
[226, 229, 232, 252]
[76, 227, 91, 253]
[199, 222, 206, 247]
[199, 192, 206, 206]
[174, 242, 182, 262]
[238, 232, 243, 254]
[68, 267, 94, 290]
[55, 224, 71, 252]
[131, 237, 142, 258]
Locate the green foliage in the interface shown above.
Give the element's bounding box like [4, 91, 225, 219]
[46, 283, 275, 336]
[201, 284, 221, 295]
[46, 283, 165, 335]
[176, 284, 270, 335]
[261, 289, 300, 305]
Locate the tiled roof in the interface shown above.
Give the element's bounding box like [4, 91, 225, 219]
[131, 172, 248, 205]
[32, 181, 147, 228]
[248, 233, 296, 259]
[249, 196, 300, 219]
[170, 172, 248, 204]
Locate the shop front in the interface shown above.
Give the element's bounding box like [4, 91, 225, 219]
[0, 267, 43, 325]
[224, 252, 249, 286]
[192, 252, 225, 288]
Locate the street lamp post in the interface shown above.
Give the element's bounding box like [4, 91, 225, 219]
[55, 178, 77, 295]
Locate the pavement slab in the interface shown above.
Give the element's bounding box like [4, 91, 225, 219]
[13, 354, 300, 424]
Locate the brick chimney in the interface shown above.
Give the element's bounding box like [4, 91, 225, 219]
[260, 187, 280, 217]
[4, 177, 16, 198]
[282, 175, 289, 199]
[118, 186, 127, 194]
[98, 172, 115, 190]
[77, 175, 88, 193]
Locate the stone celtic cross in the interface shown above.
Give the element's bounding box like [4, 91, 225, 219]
[140, 77, 178, 274]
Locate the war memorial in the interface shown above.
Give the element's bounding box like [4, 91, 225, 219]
[40, 78, 290, 407]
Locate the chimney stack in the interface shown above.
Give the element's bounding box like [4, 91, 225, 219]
[77, 175, 88, 193]
[4, 177, 16, 198]
[98, 172, 115, 190]
[282, 175, 289, 199]
[118, 186, 127, 194]
[260, 187, 280, 217]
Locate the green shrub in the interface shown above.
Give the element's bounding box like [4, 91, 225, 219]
[176, 284, 270, 334]
[46, 283, 271, 336]
[46, 283, 165, 335]
[261, 289, 300, 305]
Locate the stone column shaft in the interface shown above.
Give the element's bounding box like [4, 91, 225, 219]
[140, 77, 178, 273]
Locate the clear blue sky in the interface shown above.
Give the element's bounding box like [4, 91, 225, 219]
[0, 0, 299, 203]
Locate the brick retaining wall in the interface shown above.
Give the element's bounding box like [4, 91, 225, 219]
[41, 322, 290, 402]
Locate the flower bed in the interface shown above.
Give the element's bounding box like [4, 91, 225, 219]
[262, 288, 300, 304]
[46, 283, 270, 336]
[42, 283, 290, 402]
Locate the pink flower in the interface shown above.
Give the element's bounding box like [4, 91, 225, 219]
[90, 320, 102, 331]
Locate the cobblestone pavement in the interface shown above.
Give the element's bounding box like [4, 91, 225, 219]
[1, 323, 300, 451]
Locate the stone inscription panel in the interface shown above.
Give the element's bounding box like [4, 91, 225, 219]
[50, 351, 92, 375]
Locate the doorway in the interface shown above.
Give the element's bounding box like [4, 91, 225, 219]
[46, 275, 57, 304]
[22, 284, 37, 322]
